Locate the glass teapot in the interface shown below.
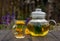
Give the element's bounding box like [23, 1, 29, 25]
[26, 8, 56, 36]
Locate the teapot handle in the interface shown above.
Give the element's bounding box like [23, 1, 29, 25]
[49, 20, 56, 26]
[48, 20, 56, 30]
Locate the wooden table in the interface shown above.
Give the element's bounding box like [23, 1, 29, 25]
[0, 26, 60, 41]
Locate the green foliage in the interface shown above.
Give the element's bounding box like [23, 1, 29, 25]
[0, 24, 4, 29]
[33, 25, 42, 34]
[17, 24, 24, 28]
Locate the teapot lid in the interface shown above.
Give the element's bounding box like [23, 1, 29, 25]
[30, 8, 46, 19]
[35, 8, 42, 11]
[32, 8, 46, 14]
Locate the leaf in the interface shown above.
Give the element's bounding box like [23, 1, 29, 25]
[34, 25, 42, 34]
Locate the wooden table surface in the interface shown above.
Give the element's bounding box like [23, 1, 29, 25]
[0, 26, 60, 41]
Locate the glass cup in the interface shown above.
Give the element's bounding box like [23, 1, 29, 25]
[12, 24, 25, 38]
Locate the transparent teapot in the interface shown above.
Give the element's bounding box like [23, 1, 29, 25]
[26, 8, 56, 36]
